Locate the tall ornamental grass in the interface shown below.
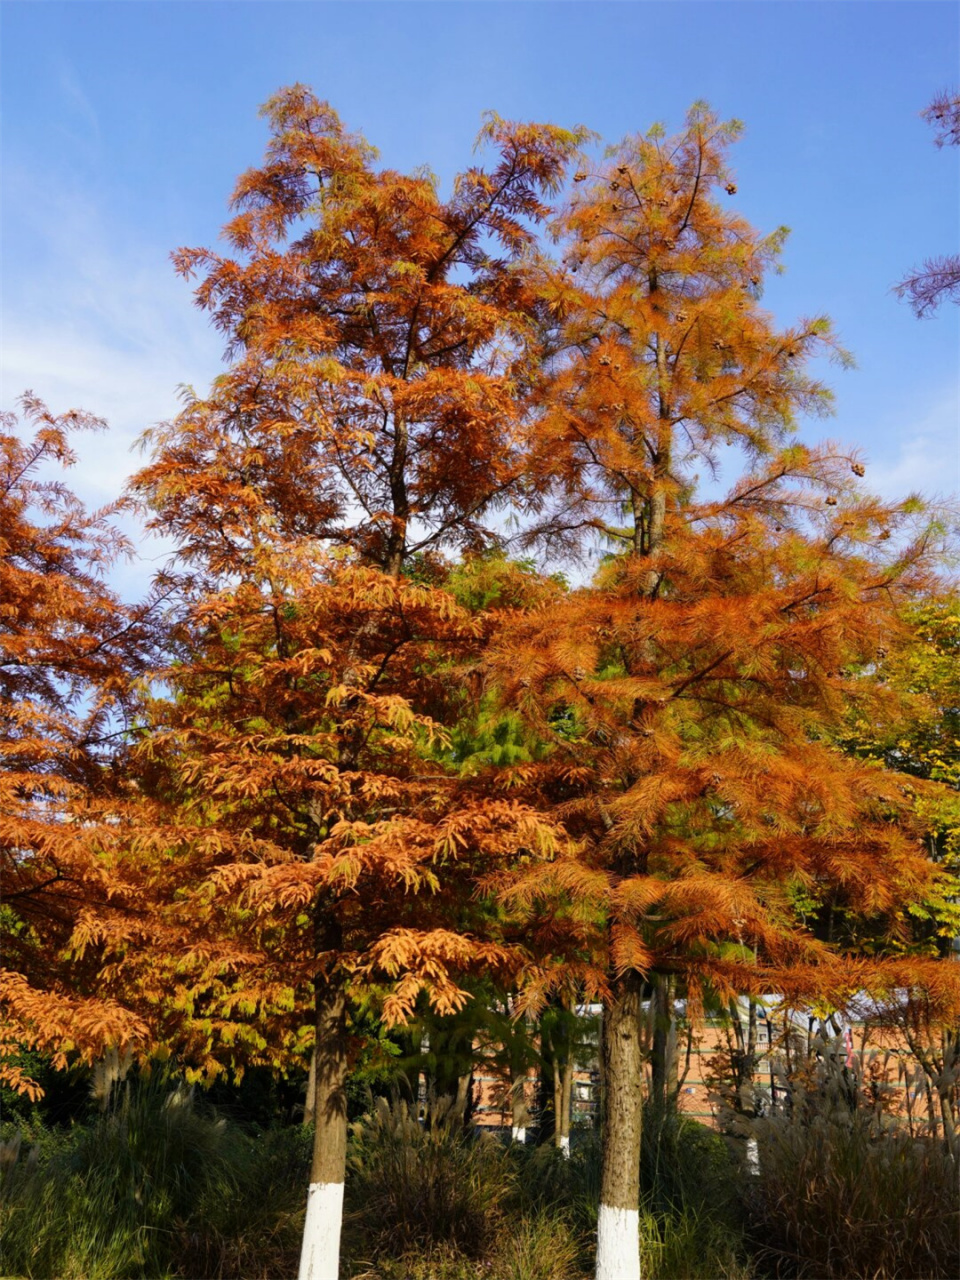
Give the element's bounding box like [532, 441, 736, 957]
[747, 1113, 958, 1279]
[0, 1075, 309, 1280]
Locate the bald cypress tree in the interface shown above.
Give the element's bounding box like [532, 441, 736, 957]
[130, 87, 584, 1280]
[490, 105, 955, 1280]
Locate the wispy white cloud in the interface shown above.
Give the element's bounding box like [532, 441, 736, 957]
[3, 173, 222, 478]
[54, 56, 102, 152]
[862, 383, 960, 503]
[1, 167, 223, 599]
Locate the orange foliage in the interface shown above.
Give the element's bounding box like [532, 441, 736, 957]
[485, 105, 959, 1019]
[114, 88, 583, 1078]
[0, 397, 156, 1095]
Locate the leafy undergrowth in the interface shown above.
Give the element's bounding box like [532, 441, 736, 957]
[0, 1076, 309, 1280]
[331, 1096, 746, 1280]
[2, 1081, 955, 1279]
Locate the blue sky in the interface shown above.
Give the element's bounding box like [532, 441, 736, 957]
[2, 1, 957, 589]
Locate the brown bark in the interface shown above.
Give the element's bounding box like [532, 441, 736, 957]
[553, 994, 575, 1150]
[453, 1070, 473, 1125]
[650, 973, 678, 1109]
[727, 996, 759, 1116]
[511, 1063, 530, 1133]
[308, 967, 349, 1187]
[552, 1058, 564, 1147]
[302, 1045, 317, 1128]
[938, 1087, 958, 1161]
[600, 970, 644, 1210]
[558, 1054, 573, 1149]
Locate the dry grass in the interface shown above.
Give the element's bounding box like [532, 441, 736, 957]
[746, 1114, 959, 1279]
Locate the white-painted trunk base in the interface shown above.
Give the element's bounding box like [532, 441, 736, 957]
[596, 1202, 640, 1280]
[746, 1137, 760, 1176]
[299, 1181, 344, 1280]
[511, 1125, 526, 1143]
[559, 1133, 571, 1158]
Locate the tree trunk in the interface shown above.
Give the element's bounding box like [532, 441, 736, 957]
[554, 994, 575, 1156]
[940, 1030, 960, 1161]
[596, 970, 643, 1280]
[302, 1045, 317, 1128]
[553, 1057, 563, 1151]
[938, 1088, 959, 1161]
[418, 1029, 430, 1119]
[511, 1060, 530, 1143]
[454, 1070, 473, 1126]
[298, 969, 349, 1280]
[557, 1054, 573, 1156]
[536, 1009, 556, 1146]
[650, 973, 678, 1110]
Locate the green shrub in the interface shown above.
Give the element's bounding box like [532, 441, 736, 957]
[172, 1124, 310, 1279]
[0, 1074, 311, 1280]
[641, 1207, 752, 1280]
[497, 1107, 748, 1280]
[0, 1080, 753, 1280]
[640, 1099, 740, 1223]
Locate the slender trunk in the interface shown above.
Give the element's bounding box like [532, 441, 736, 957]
[384, 415, 409, 578]
[941, 1031, 959, 1160]
[553, 992, 575, 1155]
[396, 1025, 421, 1104]
[594, 270, 670, 1280]
[418, 1029, 430, 1119]
[298, 966, 349, 1280]
[642, 324, 671, 595]
[537, 1009, 556, 1146]
[727, 997, 758, 1117]
[928, 1078, 940, 1140]
[650, 973, 677, 1110]
[597, 971, 643, 1280]
[937, 1065, 959, 1161]
[507, 999, 530, 1141]
[900, 1058, 917, 1136]
[302, 1046, 317, 1127]
[511, 1058, 530, 1142]
[741, 999, 758, 1116]
[454, 1070, 473, 1126]
[558, 1055, 573, 1156]
[677, 1021, 694, 1094]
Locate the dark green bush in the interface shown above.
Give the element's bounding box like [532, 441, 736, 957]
[0, 1075, 751, 1280]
